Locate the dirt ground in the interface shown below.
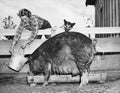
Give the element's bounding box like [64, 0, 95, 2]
[0, 74, 120, 93]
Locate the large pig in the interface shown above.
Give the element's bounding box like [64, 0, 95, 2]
[27, 31, 96, 88]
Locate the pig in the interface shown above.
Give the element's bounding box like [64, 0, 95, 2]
[27, 31, 96, 88]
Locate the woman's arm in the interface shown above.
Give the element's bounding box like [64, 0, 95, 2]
[9, 22, 24, 54]
[21, 19, 39, 49]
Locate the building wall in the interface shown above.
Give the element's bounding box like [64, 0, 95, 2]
[95, 0, 120, 27]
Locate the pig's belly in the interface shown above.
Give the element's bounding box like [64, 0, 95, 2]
[53, 60, 79, 75]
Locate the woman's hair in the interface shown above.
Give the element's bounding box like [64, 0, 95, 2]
[18, 8, 31, 18]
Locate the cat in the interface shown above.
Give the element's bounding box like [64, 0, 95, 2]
[63, 19, 76, 32]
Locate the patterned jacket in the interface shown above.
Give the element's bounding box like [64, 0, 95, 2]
[14, 15, 52, 45]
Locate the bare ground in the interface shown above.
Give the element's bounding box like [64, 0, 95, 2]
[0, 74, 120, 93]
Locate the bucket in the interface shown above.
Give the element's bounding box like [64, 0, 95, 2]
[8, 47, 28, 72]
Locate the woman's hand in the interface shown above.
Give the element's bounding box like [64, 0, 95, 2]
[9, 47, 14, 55]
[21, 43, 27, 49]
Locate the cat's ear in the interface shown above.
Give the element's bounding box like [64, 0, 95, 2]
[64, 19, 67, 24]
[71, 23, 76, 27]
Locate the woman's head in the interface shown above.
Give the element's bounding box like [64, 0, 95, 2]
[18, 8, 31, 23]
[18, 8, 31, 18]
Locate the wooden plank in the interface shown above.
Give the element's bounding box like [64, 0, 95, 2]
[0, 29, 52, 36]
[72, 27, 120, 36]
[116, 0, 119, 26]
[96, 38, 120, 52]
[107, 0, 110, 26]
[0, 39, 46, 55]
[104, 0, 106, 26]
[0, 27, 120, 36]
[119, 0, 120, 26]
[1, 70, 120, 84]
[103, 0, 105, 26]
[27, 72, 107, 84]
[91, 55, 120, 71]
[110, 0, 112, 26]
[113, 0, 116, 26]
[26, 70, 120, 84]
[1, 55, 120, 73]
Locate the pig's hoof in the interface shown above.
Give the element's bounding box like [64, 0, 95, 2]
[42, 81, 48, 86]
[78, 81, 88, 89]
[78, 83, 84, 89]
[29, 83, 36, 87]
[99, 80, 105, 84]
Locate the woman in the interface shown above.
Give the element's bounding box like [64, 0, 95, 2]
[9, 8, 52, 55]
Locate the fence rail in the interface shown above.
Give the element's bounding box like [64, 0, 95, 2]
[0, 27, 120, 37]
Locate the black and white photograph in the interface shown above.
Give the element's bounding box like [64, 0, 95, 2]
[0, 0, 120, 93]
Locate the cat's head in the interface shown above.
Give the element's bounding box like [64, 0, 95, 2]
[64, 19, 75, 32]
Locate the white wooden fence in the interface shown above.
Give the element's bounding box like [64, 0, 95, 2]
[0, 27, 120, 82]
